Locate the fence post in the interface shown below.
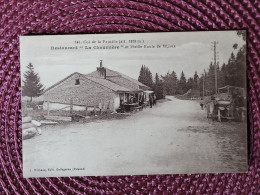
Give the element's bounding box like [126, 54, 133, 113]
[85, 105, 88, 117]
[98, 102, 102, 115]
[70, 98, 73, 114]
[94, 106, 96, 116]
[47, 101, 50, 116]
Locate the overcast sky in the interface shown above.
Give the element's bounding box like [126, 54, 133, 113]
[20, 31, 245, 88]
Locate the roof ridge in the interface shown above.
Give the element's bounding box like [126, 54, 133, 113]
[43, 72, 131, 94]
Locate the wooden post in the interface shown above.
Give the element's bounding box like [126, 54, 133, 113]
[47, 101, 50, 116]
[202, 75, 205, 98]
[218, 108, 221, 122]
[85, 105, 88, 117]
[70, 98, 73, 114]
[108, 101, 111, 110]
[23, 101, 28, 116]
[94, 106, 96, 116]
[99, 102, 102, 115]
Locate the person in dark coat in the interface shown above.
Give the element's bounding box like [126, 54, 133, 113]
[139, 94, 144, 107]
[153, 94, 157, 105]
[200, 98, 204, 110]
[149, 94, 153, 108]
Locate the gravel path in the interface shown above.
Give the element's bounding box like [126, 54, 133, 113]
[23, 96, 247, 177]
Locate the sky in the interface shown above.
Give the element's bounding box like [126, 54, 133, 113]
[20, 31, 245, 88]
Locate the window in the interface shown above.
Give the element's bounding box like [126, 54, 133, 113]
[75, 79, 80, 85]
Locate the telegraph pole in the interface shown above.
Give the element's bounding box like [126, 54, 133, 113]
[212, 41, 218, 94]
[203, 74, 205, 97]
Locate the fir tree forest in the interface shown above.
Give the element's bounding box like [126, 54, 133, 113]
[138, 32, 246, 100]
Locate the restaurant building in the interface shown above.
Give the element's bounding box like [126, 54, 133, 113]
[41, 62, 151, 112]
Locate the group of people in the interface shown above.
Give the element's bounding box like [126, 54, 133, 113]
[127, 93, 157, 108]
[138, 93, 157, 108]
[119, 93, 157, 112]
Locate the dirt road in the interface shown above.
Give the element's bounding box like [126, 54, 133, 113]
[23, 96, 248, 177]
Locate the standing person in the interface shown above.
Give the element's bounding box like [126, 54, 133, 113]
[153, 94, 157, 105]
[129, 95, 133, 104]
[133, 95, 137, 104]
[200, 98, 204, 110]
[149, 94, 153, 108]
[234, 93, 245, 121]
[139, 94, 144, 107]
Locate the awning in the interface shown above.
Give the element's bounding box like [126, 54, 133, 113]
[117, 90, 143, 93]
[144, 90, 154, 94]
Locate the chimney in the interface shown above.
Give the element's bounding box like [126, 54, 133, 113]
[97, 60, 106, 79]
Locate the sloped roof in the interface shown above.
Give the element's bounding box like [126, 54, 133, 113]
[85, 76, 131, 92]
[43, 72, 132, 94]
[106, 68, 149, 88]
[43, 72, 78, 94]
[87, 68, 150, 89]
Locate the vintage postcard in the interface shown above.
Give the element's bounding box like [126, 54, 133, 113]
[20, 31, 247, 178]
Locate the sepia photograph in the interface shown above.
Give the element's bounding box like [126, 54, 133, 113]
[20, 31, 247, 178]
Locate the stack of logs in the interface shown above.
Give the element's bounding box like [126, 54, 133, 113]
[22, 116, 41, 140]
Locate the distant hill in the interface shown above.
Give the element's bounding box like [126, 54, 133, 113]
[176, 89, 200, 100]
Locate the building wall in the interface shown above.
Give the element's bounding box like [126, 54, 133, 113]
[42, 101, 120, 111]
[42, 73, 118, 111]
[43, 102, 86, 111]
[114, 95, 120, 109]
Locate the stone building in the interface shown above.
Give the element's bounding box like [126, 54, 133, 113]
[41, 63, 150, 112]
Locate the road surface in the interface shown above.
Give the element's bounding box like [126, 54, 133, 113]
[23, 96, 248, 177]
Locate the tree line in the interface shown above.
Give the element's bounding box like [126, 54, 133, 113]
[23, 43, 246, 102]
[23, 32, 246, 102]
[138, 43, 246, 99]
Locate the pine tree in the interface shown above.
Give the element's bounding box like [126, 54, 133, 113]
[220, 45, 246, 88]
[218, 63, 226, 88]
[22, 63, 44, 101]
[186, 77, 194, 91]
[154, 74, 165, 100]
[155, 73, 159, 85]
[171, 71, 178, 94]
[138, 65, 145, 84]
[161, 71, 171, 95]
[138, 65, 153, 88]
[199, 73, 205, 96]
[206, 62, 215, 95]
[177, 71, 187, 94]
[156, 80, 166, 99]
[145, 67, 153, 88]
[193, 71, 199, 89]
[234, 46, 246, 88]
[225, 52, 236, 86]
[161, 71, 178, 95]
